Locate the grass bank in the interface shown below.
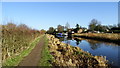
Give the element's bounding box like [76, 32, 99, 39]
[73, 33, 120, 45]
[39, 35, 53, 66]
[2, 35, 43, 67]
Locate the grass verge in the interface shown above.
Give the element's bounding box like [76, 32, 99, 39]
[39, 35, 53, 66]
[2, 35, 43, 67]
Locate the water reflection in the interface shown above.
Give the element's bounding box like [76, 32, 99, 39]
[90, 43, 99, 50]
[72, 37, 102, 50]
[55, 35, 119, 67]
[74, 37, 119, 46]
[74, 38, 81, 45]
[87, 41, 101, 50]
[61, 36, 120, 67]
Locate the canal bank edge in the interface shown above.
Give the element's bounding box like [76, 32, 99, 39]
[72, 33, 120, 45]
[46, 34, 109, 67]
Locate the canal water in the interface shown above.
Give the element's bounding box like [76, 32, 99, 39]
[57, 36, 120, 67]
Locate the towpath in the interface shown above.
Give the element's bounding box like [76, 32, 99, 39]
[18, 35, 45, 67]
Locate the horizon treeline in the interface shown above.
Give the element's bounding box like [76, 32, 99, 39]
[47, 19, 120, 34]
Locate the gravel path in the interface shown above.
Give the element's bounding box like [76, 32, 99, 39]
[18, 35, 45, 67]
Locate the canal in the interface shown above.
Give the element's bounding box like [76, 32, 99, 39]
[56, 36, 120, 67]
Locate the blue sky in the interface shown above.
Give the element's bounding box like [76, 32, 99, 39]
[2, 2, 118, 30]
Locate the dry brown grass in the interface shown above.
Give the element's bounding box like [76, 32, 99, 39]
[73, 33, 120, 40]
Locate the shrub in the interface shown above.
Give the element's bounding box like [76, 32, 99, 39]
[2, 23, 41, 63]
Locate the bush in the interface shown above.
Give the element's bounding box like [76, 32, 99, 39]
[2, 23, 41, 63]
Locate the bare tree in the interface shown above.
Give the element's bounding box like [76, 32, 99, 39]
[65, 22, 70, 31]
[47, 27, 54, 34]
[57, 25, 64, 33]
[89, 19, 99, 31]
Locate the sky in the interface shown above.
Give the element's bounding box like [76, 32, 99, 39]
[1, 0, 119, 2]
[2, 2, 118, 30]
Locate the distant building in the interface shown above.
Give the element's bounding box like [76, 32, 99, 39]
[68, 28, 74, 32]
[77, 29, 83, 33]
